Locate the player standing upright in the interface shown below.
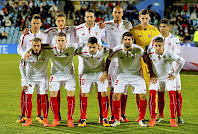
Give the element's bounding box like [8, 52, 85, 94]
[109, 32, 147, 127]
[75, 9, 106, 123]
[149, 19, 184, 123]
[17, 14, 48, 124]
[76, 37, 110, 127]
[22, 38, 50, 127]
[104, 6, 132, 123]
[147, 37, 185, 127]
[130, 9, 160, 122]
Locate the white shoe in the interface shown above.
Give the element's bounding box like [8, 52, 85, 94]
[110, 120, 120, 127]
[139, 120, 147, 127]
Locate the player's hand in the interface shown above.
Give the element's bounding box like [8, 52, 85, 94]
[168, 73, 176, 80]
[23, 86, 28, 92]
[98, 22, 105, 29]
[150, 77, 158, 84]
[22, 28, 29, 34]
[24, 51, 30, 62]
[100, 71, 108, 83]
[123, 20, 133, 30]
[98, 44, 102, 51]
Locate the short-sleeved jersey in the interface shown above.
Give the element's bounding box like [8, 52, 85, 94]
[108, 44, 144, 75]
[17, 30, 47, 59]
[147, 47, 185, 80]
[104, 20, 132, 50]
[44, 43, 79, 76]
[149, 33, 180, 55]
[77, 46, 109, 74]
[75, 23, 105, 45]
[45, 26, 76, 46]
[25, 50, 50, 82]
[130, 24, 160, 49]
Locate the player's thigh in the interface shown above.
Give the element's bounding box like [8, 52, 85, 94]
[149, 81, 160, 91]
[96, 72, 108, 93]
[65, 75, 76, 91]
[114, 74, 127, 94]
[108, 62, 119, 87]
[165, 79, 176, 91]
[131, 76, 146, 94]
[176, 74, 181, 90]
[37, 80, 48, 95]
[25, 81, 35, 94]
[81, 74, 93, 93]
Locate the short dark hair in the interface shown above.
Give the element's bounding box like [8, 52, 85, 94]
[139, 9, 150, 16]
[159, 18, 170, 26]
[85, 9, 95, 15]
[57, 32, 66, 37]
[32, 37, 42, 43]
[55, 12, 66, 20]
[154, 37, 164, 43]
[32, 14, 41, 20]
[88, 37, 98, 44]
[122, 32, 133, 39]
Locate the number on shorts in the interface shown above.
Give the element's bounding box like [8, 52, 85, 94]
[50, 77, 53, 83]
[115, 80, 119, 85]
[81, 79, 85, 85]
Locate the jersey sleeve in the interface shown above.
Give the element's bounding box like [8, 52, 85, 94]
[168, 50, 185, 75]
[17, 34, 31, 59]
[107, 46, 120, 60]
[172, 37, 181, 54]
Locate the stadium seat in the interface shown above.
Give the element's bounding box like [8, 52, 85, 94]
[1, 39, 7, 44]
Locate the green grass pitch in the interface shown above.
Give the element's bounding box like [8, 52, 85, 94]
[0, 54, 198, 134]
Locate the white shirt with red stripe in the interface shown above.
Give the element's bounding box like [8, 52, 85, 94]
[75, 23, 105, 45]
[45, 26, 76, 46]
[108, 44, 144, 75]
[77, 45, 109, 74]
[104, 20, 131, 62]
[147, 47, 185, 80]
[17, 30, 47, 59]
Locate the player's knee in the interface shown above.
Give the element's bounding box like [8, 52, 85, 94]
[113, 93, 121, 101]
[82, 93, 88, 97]
[67, 90, 75, 97]
[50, 91, 58, 97]
[101, 91, 107, 97]
[140, 94, 146, 100]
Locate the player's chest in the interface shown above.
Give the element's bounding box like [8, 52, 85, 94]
[77, 29, 102, 39]
[107, 25, 127, 36]
[136, 30, 153, 39]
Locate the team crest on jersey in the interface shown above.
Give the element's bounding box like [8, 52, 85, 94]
[168, 42, 171, 46]
[82, 33, 85, 36]
[148, 34, 151, 38]
[95, 32, 98, 36]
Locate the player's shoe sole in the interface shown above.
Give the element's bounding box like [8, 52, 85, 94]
[148, 118, 156, 127]
[170, 119, 178, 127]
[50, 119, 60, 127]
[67, 120, 75, 127]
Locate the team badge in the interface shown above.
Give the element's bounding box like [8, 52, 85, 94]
[95, 32, 98, 36]
[82, 33, 85, 36]
[148, 34, 151, 38]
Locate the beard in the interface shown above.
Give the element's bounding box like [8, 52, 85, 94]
[124, 43, 131, 48]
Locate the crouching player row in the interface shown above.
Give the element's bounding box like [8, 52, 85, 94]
[147, 37, 185, 127]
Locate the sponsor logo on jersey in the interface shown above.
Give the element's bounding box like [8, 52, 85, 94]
[148, 34, 151, 38]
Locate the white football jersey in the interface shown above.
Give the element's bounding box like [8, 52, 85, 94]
[75, 23, 105, 45]
[45, 26, 76, 46]
[77, 46, 109, 74]
[108, 44, 144, 75]
[44, 43, 79, 76]
[17, 30, 47, 59]
[147, 47, 185, 80]
[24, 50, 50, 83]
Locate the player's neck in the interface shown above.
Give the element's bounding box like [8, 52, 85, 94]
[30, 29, 39, 34]
[58, 45, 66, 51]
[114, 19, 122, 24]
[58, 27, 65, 31]
[85, 22, 95, 28]
[161, 32, 169, 38]
[141, 24, 149, 29]
[124, 46, 132, 51]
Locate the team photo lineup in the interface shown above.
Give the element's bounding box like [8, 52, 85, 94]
[14, 2, 188, 129]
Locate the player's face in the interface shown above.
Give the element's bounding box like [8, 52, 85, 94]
[139, 14, 150, 27]
[112, 7, 123, 22]
[159, 23, 170, 35]
[122, 36, 134, 49]
[88, 43, 98, 55]
[55, 17, 66, 29]
[85, 12, 95, 26]
[56, 36, 67, 50]
[32, 41, 41, 54]
[154, 42, 164, 55]
[31, 19, 42, 31]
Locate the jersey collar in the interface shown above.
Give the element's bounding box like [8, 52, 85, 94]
[29, 29, 41, 37]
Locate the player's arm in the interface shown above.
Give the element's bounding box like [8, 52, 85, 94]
[173, 37, 181, 55]
[17, 35, 28, 58]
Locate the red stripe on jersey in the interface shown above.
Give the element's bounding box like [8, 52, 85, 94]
[111, 49, 122, 57]
[75, 26, 84, 31]
[104, 23, 111, 25]
[148, 52, 154, 55]
[151, 39, 155, 47]
[21, 33, 28, 47]
[83, 52, 88, 53]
